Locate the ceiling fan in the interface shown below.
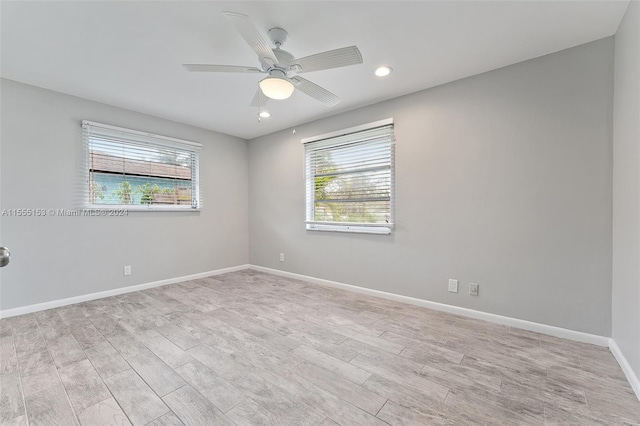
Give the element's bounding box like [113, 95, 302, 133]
[183, 12, 363, 108]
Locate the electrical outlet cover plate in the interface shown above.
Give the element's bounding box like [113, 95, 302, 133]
[123, 265, 131, 276]
[448, 279, 458, 293]
[469, 283, 479, 296]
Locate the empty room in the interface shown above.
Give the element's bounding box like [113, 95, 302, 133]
[1, 0, 639, 425]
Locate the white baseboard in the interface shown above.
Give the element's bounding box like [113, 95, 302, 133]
[249, 265, 610, 347]
[0, 262, 611, 349]
[0, 264, 251, 319]
[610, 338, 640, 402]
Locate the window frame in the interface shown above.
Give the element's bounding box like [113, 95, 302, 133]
[303, 118, 395, 235]
[82, 120, 202, 212]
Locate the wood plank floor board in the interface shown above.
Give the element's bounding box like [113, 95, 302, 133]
[174, 360, 245, 412]
[291, 356, 387, 415]
[288, 324, 350, 348]
[162, 385, 232, 426]
[293, 345, 371, 385]
[17, 348, 54, 378]
[350, 353, 450, 403]
[154, 323, 200, 351]
[333, 325, 404, 355]
[124, 350, 186, 397]
[54, 306, 87, 327]
[0, 320, 13, 339]
[187, 345, 248, 383]
[145, 411, 184, 426]
[58, 359, 111, 412]
[7, 315, 39, 335]
[103, 370, 169, 426]
[543, 406, 611, 426]
[84, 341, 131, 380]
[294, 337, 360, 363]
[0, 336, 18, 374]
[89, 314, 128, 338]
[106, 333, 149, 360]
[76, 397, 131, 426]
[17, 348, 61, 397]
[1, 414, 28, 426]
[20, 366, 61, 399]
[199, 323, 261, 355]
[2, 270, 639, 425]
[500, 376, 589, 417]
[444, 382, 545, 425]
[137, 331, 194, 368]
[419, 359, 503, 392]
[231, 372, 325, 426]
[75, 300, 109, 319]
[578, 352, 628, 383]
[340, 338, 423, 372]
[584, 387, 640, 424]
[160, 312, 213, 339]
[225, 398, 287, 426]
[227, 344, 314, 392]
[299, 384, 389, 426]
[13, 330, 47, 358]
[24, 383, 78, 426]
[381, 331, 465, 364]
[0, 372, 26, 424]
[70, 323, 106, 350]
[362, 373, 446, 414]
[207, 310, 301, 352]
[375, 399, 455, 426]
[45, 334, 87, 368]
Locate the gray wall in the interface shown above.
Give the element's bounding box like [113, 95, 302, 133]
[613, 1, 640, 378]
[248, 38, 614, 336]
[0, 79, 249, 310]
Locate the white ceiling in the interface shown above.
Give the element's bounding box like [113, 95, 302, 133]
[1, 1, 629, 140]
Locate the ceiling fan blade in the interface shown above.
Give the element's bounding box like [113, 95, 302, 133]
[183, 64, 262, 73]
[293, 46, 362, 74]
[250, 88, 269, 107]
[223, 12, 278, 65]
[290, 76, 340, 107]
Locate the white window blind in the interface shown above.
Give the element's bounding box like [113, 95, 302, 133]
[82, 121, 201, 210]
[303, 119, 395, 234]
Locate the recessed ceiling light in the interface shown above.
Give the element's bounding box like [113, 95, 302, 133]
[259, 111, 271, 118]
[374, 66, 393, 77]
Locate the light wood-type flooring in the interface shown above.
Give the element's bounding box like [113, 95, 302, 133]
[1, 270, 639, 425]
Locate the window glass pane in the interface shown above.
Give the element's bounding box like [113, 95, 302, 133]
[305, 122, 394, 233]
[84, 121, 200, 209]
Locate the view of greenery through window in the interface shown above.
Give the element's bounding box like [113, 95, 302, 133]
[88, 137, 194, 207]
[312, 143, 391, 224]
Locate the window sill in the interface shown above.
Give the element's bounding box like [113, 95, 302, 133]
[306, 223, 392, 235]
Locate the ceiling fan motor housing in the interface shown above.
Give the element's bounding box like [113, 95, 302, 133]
[260, 48, 295, 71]
[268, 27, 288, 47]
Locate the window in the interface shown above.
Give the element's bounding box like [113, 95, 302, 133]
[303, 118, 395, 234]
[82, 121, 201, 210]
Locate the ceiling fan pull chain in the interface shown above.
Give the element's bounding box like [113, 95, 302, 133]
[292, 91, 297, 134]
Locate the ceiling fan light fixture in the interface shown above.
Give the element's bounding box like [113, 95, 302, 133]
[374, 66, 393, 77]
[259, 76, 294, 100]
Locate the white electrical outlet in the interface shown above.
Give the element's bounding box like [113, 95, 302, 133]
[469, 283, 479, 296]
[448, 279, 458, 293]
[123, 265, 131, 276]
[279, 253, 285, 262]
